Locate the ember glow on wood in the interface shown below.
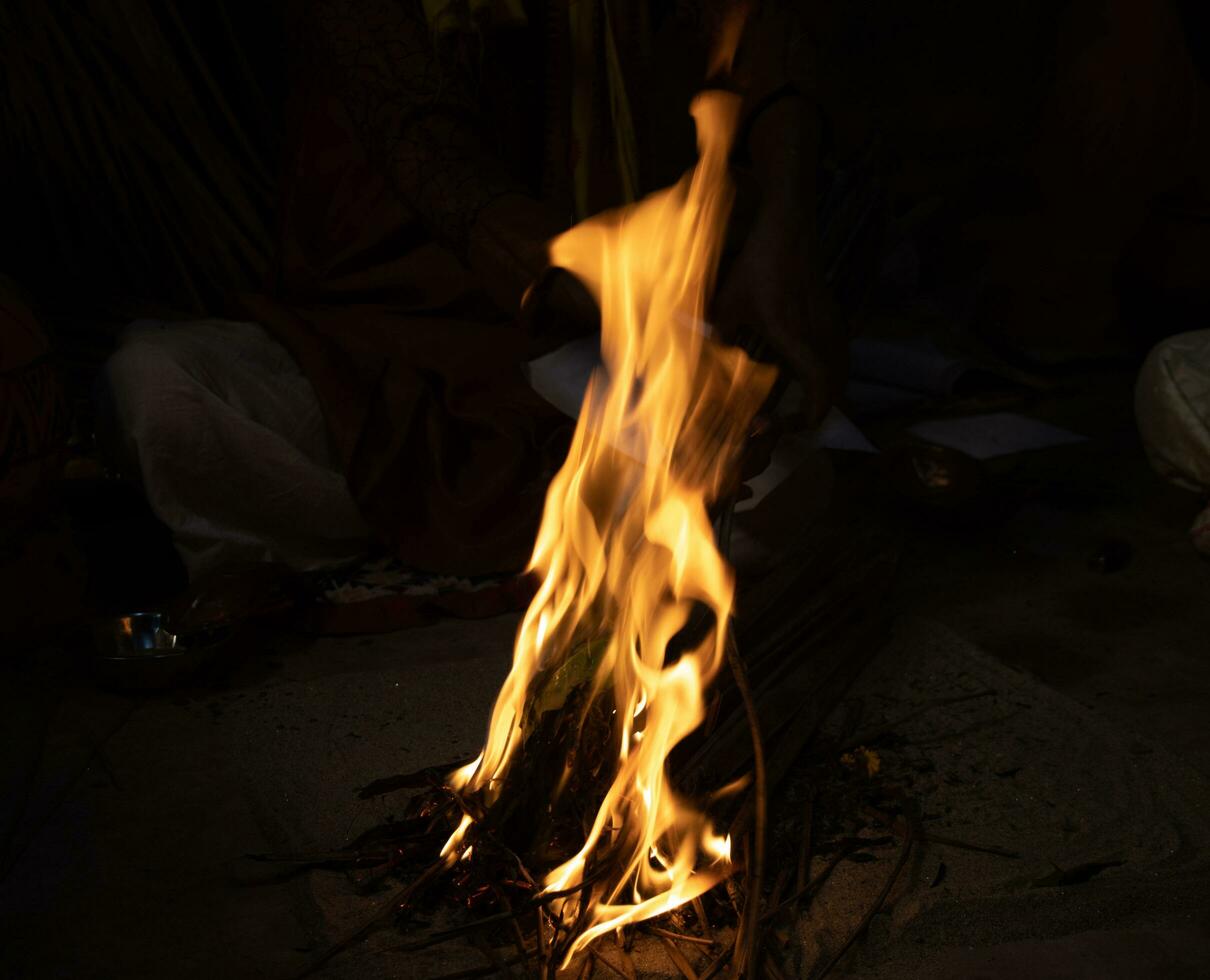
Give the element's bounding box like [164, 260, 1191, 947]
[441, 70, 775, 965]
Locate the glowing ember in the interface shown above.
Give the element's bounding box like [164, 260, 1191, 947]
[443, 59, 774, 963]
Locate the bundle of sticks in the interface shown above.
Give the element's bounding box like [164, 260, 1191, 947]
[254, 483, 900, 979]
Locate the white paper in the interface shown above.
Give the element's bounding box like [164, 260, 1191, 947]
[528, 335, 877, 515]
[907, 412, 1085, 460]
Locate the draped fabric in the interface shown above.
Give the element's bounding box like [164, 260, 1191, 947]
[236, 0, 813, 575]
[238, 0, 570, 575]
[0, 277, 69, 538]
[0, 1, 281, 314]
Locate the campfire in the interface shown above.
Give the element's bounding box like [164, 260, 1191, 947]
[283, 22, 901, 980]
[441, 79, 773, 967]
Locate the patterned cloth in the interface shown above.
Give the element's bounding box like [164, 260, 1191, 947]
[307, 556, 536, 633]
[0, 276, 69, 536]
[318, 556, 507, 603]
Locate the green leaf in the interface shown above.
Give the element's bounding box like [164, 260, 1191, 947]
[529, 635, 611, 719]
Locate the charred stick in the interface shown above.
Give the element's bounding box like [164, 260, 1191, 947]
[922, 833, 1019, 860]
[760, 845, 855, 924]
[837, 689, 998, 754]
[590, 949, 629, 979]
[617, 944, 638, 980]
[692, 895, 713, 943]
[762, 951, 787, 980]
[468, 932, 511, 978]
[796, 789, 815, 897]
[644, 926, 716, 948]
[697, 945, 731, 980]
[864, 808, 1020, 859]
[427, 949, 535, 980]
[812, 806, 918, 979]
[535, 908, 548, 961]
[659, 935, 701, 980]
[295, 853, 456, 978]
[356, 758, 476, 798]
[424, 797, 458, 835]
[386, 911, 521, 952]
[492, 884, 535, 979]
[381, 876, 604, 958]
[768, 867, 790, 915]
[244, 849, 393, 865]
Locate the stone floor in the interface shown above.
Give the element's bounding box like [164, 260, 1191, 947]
[2, 366, 1209, 978]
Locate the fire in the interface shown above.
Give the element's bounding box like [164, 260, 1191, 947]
[444, 82, 774, 961]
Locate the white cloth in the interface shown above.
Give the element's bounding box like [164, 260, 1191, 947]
[98, 319, 369, 578]
[1135, 329, 1210, 555]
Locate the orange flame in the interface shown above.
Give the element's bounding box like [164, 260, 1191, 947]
[445, 84, 773, 961]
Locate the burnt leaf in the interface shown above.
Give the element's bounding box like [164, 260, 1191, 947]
[356, 759, 476, 799]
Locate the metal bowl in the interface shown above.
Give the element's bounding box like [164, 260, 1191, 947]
[886, 442, 985, 508]
[92, 612, 232, 690]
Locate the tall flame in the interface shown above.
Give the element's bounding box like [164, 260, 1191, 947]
[445, 86, 774, 961]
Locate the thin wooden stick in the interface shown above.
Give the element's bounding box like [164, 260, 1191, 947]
[838, 689, 998, 754]
[813, 808, 918, 979]
[616, 942, 638, 980]
[468, 932, 510, 978]
[865, 808, 1020, 859]
[727, 630, 765, 980]
[295, 853, 454, 977]
[536, 862, 613, 904]
[762, 951, 787, 980]
[428, 950, 533, 980]
[659, 935, 701, 980]
[535, 909, 548, 957]
[385, 911, 524, 953]
[590, 949, 628, 979]
[697, 946, 731, 980]
[645, 926, 715, 947]
[795, 789, 816, 897]
[692, 896, 714, 942]
[493, 884, 535, 978]
[760, 846, 854, 924]
[922, 833, 1019, 859]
